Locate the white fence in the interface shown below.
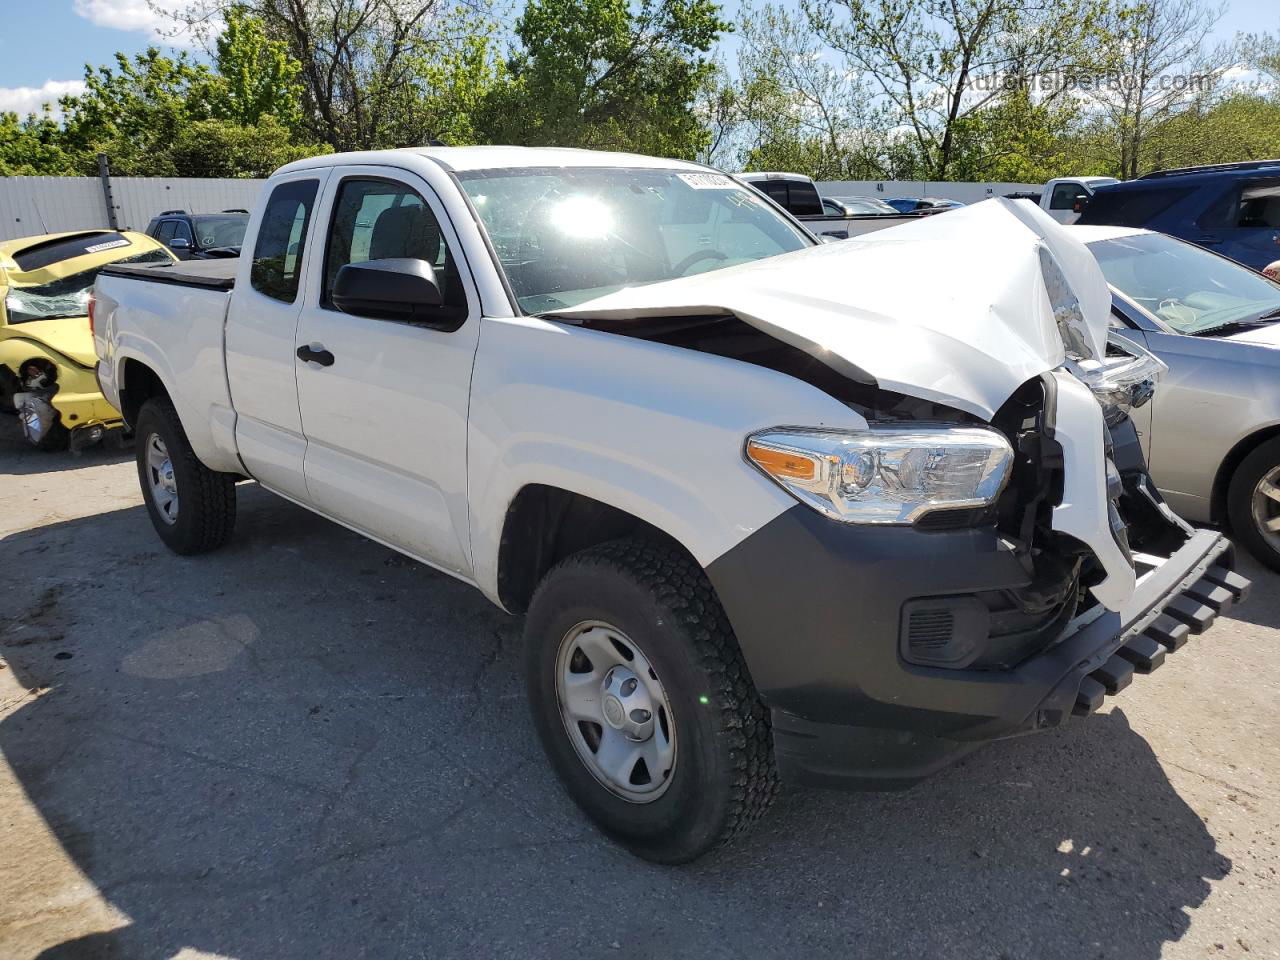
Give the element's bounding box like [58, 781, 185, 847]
[0, 176, 266, 242]
[817, 181, 1042, 204]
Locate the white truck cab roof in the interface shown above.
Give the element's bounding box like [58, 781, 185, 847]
[274, 145, 712, 176]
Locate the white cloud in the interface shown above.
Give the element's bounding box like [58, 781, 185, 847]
[0, 80, 87, 118]
[72, 0, 200, 45]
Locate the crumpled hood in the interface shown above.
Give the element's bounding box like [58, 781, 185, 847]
[550, 198, 1112, 420]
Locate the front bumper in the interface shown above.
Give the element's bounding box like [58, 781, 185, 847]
[705, 507, 1248, 791]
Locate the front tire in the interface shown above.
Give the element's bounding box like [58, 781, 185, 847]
[1227, 436, 1280, 572]
[135, 398, 236, 555]
[524, 537, 778, 863]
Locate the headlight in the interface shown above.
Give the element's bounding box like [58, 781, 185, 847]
[745, 426, 1014, 524]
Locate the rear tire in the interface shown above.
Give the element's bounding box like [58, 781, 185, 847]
[135, 398, 236, 555]
[1227, 436, 1280, 572]
[524, 537, 778, 863]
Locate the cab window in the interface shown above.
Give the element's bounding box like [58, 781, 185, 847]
[322, 177, 467, 324]
[250, 179, 319, 303]
[1050, 182, 1082, 210]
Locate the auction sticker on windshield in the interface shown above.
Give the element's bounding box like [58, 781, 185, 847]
[678, 173, 741, 190]
[85, 238, 132, 254]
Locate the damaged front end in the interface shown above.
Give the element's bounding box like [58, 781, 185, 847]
[548, 196, 1247, 789]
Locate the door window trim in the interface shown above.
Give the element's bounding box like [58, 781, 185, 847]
[315, 170, 477, 331]
[248, 176, 321, 305]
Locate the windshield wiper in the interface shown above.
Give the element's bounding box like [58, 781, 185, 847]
[1191, 318, 1274, 337]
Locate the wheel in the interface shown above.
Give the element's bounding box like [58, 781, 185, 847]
[524, 537, 778, 863]
[134, 397, 236, 555]
[1227, 436, 1280, 571]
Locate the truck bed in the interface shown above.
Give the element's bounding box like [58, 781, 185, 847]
[99, 257, 237, 290]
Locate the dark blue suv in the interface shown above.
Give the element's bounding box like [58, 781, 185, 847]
[1078, 160, 1280, 272]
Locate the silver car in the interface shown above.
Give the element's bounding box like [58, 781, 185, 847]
[1074, 225, 1280, 569]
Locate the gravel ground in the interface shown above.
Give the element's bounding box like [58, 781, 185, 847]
[1, 419, 1277, 960]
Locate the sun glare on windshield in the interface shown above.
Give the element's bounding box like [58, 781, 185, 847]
[550, 195, 615, 239]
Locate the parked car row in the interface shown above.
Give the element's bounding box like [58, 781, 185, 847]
[737, 171, 945, 240]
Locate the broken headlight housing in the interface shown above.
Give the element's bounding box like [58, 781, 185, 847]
[1039, 244, 1166, 418]
[1067, 333, 1167, 423]
[745, 426, 1013, 524]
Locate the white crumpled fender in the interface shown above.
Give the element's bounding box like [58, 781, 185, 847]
[1047, 370, 1136, 609]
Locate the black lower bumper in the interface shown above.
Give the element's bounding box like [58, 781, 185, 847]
[705, 507, 1248, 791]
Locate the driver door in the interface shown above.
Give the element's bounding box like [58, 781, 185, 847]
[293, 168, 482, 579]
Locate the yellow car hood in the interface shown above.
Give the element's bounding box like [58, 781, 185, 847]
[7, 315, 97, 368]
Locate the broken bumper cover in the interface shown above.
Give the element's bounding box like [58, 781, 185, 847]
[705, 506, 1247, 791]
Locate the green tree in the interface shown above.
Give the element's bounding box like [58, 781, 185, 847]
[804, 0, 1110, 179]
[0, 111, 80, 176]
[1139, 92, 1280, 170]
[161, 0, 491, 151]
[167, 115, 329, 176]
[725, 2, 886, 178]
[57, 49, 218, 174]
[208, 3, 306, 128]
[1083, 0, 1232, 178]
[480, 0, 730, 158]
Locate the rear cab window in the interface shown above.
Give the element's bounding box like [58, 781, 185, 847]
[251, 179, 320, 303]
[786, 180, 823, 217]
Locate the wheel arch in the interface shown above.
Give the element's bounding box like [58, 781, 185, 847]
[1211, 422, 1280, 525]
[117, 356, 172, 429]
[495, 483, 703, 614]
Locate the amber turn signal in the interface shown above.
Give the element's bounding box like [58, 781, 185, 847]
[746, 441, 817, 481]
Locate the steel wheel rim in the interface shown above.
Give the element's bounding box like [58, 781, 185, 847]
[146, 433, 179, 525]
[555, 620, 678, 803]
[1253, 466, 1280, 552]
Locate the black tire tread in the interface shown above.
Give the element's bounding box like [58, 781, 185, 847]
[1227, 435, 1280, 572]
[137, 397, 236, 554]
[533, 536, 779, 853]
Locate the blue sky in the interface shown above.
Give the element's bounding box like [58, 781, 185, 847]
[0, 0, 1276, 116]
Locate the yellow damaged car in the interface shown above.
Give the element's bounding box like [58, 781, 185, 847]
[0, 229, 174, 450]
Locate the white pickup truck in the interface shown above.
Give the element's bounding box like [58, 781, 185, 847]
[1040, 176, 1122, 223]
[93, 146, 1246, 863]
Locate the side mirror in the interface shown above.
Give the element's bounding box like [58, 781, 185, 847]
[1072, 194, 1090, 214]
[168, 237, 191, 250]
[332, 258, 444, 322]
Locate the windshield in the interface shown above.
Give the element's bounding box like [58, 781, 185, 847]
[1089, 232, 1280, 335]
[192, 215, 248, 250]
[456, 167, 813, 313]
[4, 248, 172, 323]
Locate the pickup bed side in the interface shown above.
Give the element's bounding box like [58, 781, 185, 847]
[95, 259, 242, 475]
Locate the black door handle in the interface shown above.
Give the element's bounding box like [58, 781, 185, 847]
[296, 344, 335, 366]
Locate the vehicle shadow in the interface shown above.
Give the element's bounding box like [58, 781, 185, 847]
[0, 487, 1239, 960]
[0, 418, 133, 476]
